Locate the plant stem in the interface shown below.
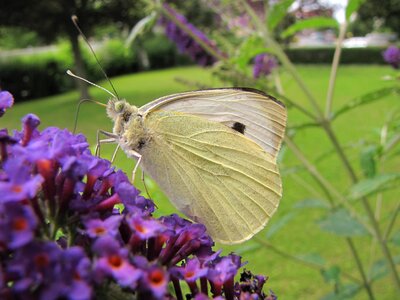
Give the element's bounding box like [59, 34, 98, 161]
[321, 123, 400, 292]
[285, 136, 375, 300]
[254, 237, 361, 284]
[325, 22, 348, 118]
[384, 202, 400, 240]
[239, 0, 324, 118]
[346, 238, 376, 300]
[284, 136, 373, 234]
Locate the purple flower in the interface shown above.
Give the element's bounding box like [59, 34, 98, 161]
[0, 91, 13, 117]
[0, 202, 38, 250]
[84, 215, 123, 238]
[127, 215, 166, 240]
[0, 158, 44, 202]
[160, 3, 222, 66]
[142, 265, 169, 298]
[253, 54, 278, 78]
[93, 236, 142, 288]
[383, 46, 400, 69]
[1, 101, 276, 299]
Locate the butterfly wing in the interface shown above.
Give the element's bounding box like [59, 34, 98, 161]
[139, 88, 286, 160]
[140, 110, 282, 244]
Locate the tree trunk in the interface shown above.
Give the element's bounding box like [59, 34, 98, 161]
[68, 31, 90, 100]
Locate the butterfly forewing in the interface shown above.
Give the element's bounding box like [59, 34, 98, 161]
[139, 88, 287, 160]
[139, 111, 282, 244]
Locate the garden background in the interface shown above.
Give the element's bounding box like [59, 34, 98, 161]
[1, 0, 399, 299]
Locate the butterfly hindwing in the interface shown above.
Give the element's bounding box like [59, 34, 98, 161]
[139, 110, 282, 244]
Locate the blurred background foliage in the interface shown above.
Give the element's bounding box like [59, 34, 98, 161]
[0, 0, 400, 299]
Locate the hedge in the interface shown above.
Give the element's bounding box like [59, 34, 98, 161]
[0, 40, 387, 102]
[284, 46, 386, 64]
[0, 34, 191, 102]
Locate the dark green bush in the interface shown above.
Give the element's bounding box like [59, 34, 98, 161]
[284, 47, 386, 64]
[0, 34, 191, 102]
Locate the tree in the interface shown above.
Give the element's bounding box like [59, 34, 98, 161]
[0, 0, 146, 99]
[350, 0, 400, 36]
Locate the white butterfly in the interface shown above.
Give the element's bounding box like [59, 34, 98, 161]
[105, 88, 287, 244]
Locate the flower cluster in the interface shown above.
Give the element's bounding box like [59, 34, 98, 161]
[383, 46, 400, 69]
[253, 54, 278, 79]
[160, 3, 221, 66]
[0, 91, 276, 300]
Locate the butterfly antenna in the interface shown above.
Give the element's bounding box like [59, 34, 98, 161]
[67, 70, 116, 99]
[73, 98, 107, 134]
[71, 15, 120, 100]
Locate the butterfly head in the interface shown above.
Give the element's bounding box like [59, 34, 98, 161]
[106, 98, 138, 121]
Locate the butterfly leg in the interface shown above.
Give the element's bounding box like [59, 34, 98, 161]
[124, 149, 142, 183]
[95, 129, 118, 157]
[141, 171, 154, 202]
[110, 144, 121, 163]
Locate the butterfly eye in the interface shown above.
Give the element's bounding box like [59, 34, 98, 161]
[114, 101, 125, 113]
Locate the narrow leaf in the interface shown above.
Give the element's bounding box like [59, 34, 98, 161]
[281, 17, 339, 39]
[390, 230, 400, 247]
[266, 211, 297, 238]
[370, 255, 400, 282]
[126, 12, 157, 46]
[318, 209, 369, 237]
[234, 36, 269, 70]
[360, 145, 378, 178]
[349, 173, 400, 200]
[267, 0, 295, 30]
[296, 253, 326, 266]
[333, 87, 400, 119]
[321, 265, 341, 284]
[294, 198, 330, 209]
[321, 283, 362, 300]
[345, 0, 366, 21]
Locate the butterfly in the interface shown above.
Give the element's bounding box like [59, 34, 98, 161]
[104, 88, 287, 244]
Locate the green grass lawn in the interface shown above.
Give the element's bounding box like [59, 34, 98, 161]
[2, 65, 399, 299]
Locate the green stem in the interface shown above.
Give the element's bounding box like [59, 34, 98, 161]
[254, 237, 361, 284]
[384, 201, 400, 240]
[322, 123, 400, 292]
[285, 136, 374, 234]
[325, 22, 348, 118]
[285, 136, 375, 299]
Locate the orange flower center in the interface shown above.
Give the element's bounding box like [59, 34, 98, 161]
[12, 217, 28, 231]
[108, 255, 123, 268]
[11, 185, 23, 193]
[150, 269, 165, 286]
[34, 254, 50, 267]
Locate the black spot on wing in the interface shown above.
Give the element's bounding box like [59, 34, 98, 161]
[231, 122, 246, 134]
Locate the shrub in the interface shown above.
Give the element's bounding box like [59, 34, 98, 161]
[285, 47, 387, 64]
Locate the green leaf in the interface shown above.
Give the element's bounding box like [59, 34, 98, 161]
[265, 211, 297, 238]
[267, 0, 296, 30]
[333, 87, 400, 120]
[345, 0, 366, 21]
[360, 145, 378, 178]
[236, 243, 262, 255]
[126, 11, 157, 46]
[321, 265, 341, 284]
[318, 209, 369, 237]
[281, 17, 339, 39]
[296, 253, 326, 266]
[370, 255, 400, 282]
[390, 230, 400, 247]
[294, 198, 330, 210]
[321, 283, 362, 300]
[234, 36, 269, 70]
[349, 173, 400, 200]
